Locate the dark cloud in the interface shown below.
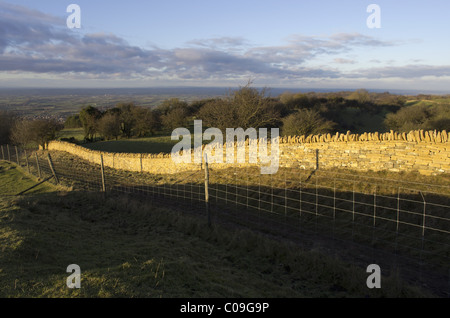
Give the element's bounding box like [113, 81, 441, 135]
[0, 2, 162, 75]
[0, 2, 70, 52]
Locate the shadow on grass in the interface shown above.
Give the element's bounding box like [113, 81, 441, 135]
[108, 179, 450, 298]
[0, 188, 440, 298]
[3, 156, 448, 298]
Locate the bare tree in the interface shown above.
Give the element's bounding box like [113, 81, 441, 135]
[161, 107, 189, 131]
[133, 107, 161, 137]
[79, 105, 102, 141]
[11, 118, 63, 149]
[198, 83, 281, 131]
[116, 102, 137, 138]
[97, 113, 121, 140]
[0, 111, 17, 144]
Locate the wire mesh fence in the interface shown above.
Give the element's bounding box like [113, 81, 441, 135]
[1, 144, 449, 296]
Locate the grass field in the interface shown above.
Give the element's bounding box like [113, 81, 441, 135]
[0, 160, 435, 298]
[0, 163, 57, 196]
[60, 128, 202, 154]
[84, 135, 179, 154]
[57, 128, 85, 142]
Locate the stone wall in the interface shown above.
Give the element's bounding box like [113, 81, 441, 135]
[47, 141, 200, 174]
[47, 129, 450, 176]
[278, 129, 449, 175]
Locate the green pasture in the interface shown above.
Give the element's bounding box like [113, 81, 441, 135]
[83, 135, 179, 154]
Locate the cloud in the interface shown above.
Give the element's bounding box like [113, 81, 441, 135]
[187, 37, 250, 50]
[1, 2, 447, 88]
[351, 64, 450, 79]
[0, 3, 68, 53]
[334, 58, 356, 64]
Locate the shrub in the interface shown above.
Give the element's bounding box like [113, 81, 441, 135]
[281, 109, 336, 136]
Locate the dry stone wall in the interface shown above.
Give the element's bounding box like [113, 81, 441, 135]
[278, 130, 449, 175]
[47, 129, 449, 176]
[47, 141, 200, 174]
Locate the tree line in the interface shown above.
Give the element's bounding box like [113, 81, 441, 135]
[64, 85, 450, 142]
[1, 84, 449, 150]
[0, 112, 62, 149]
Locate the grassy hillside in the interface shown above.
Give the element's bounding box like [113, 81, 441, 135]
[0, 161, 434, 298]
[0, 162, 57, 195]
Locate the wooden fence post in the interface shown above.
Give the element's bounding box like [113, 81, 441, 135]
[15, 146, 20, 166]
[35, 153, 42, 179]
[24, 149, 30, 174]
[47, 153, 59, 184]
[204, 153, 210, 227]
[315, 149, 319, 170]
[1, 145, 4, 160]
[7, 145, 11, 162]
[100, 154, 106, 193]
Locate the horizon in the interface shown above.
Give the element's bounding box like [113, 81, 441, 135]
[1, 1, 450, 92]
[0, 86, 448, 96]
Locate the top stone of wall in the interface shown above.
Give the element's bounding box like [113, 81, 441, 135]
[45, 129, 449, 176]
[280, 130, 449, 144]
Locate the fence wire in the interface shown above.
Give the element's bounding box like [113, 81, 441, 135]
[1, 145, 449, 297]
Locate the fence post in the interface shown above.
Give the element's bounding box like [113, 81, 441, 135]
[397, 187, 400, 233]
[235, 165, 238, 210]
[373, 186, 377, 227]
[7, 145, 11, 162]
[299, 179, 302, 219]
[35, 153, 42, 179]
[315, 149, 319, 170]
[284, 170, 287, 219]
[100, 154, 106, 193]
[258, 172, 261, 212]
[204, 153, 210, 227]
[24, 149, 30, 174]
[352, 181, 355, 222]
[315, 174, 318, 216]
[270, 173, 273, 213]
[419, 191, 426, 273]
[333, 179, 336, 220]
[1, 145, 4, 160]
[15, 146, 20, 166]
[47, 153, 59, 184]
[420, 192, 426, 237]
[246, 168, 249, 209]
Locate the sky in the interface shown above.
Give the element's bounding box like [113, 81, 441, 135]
[1, 0, 450, 92]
